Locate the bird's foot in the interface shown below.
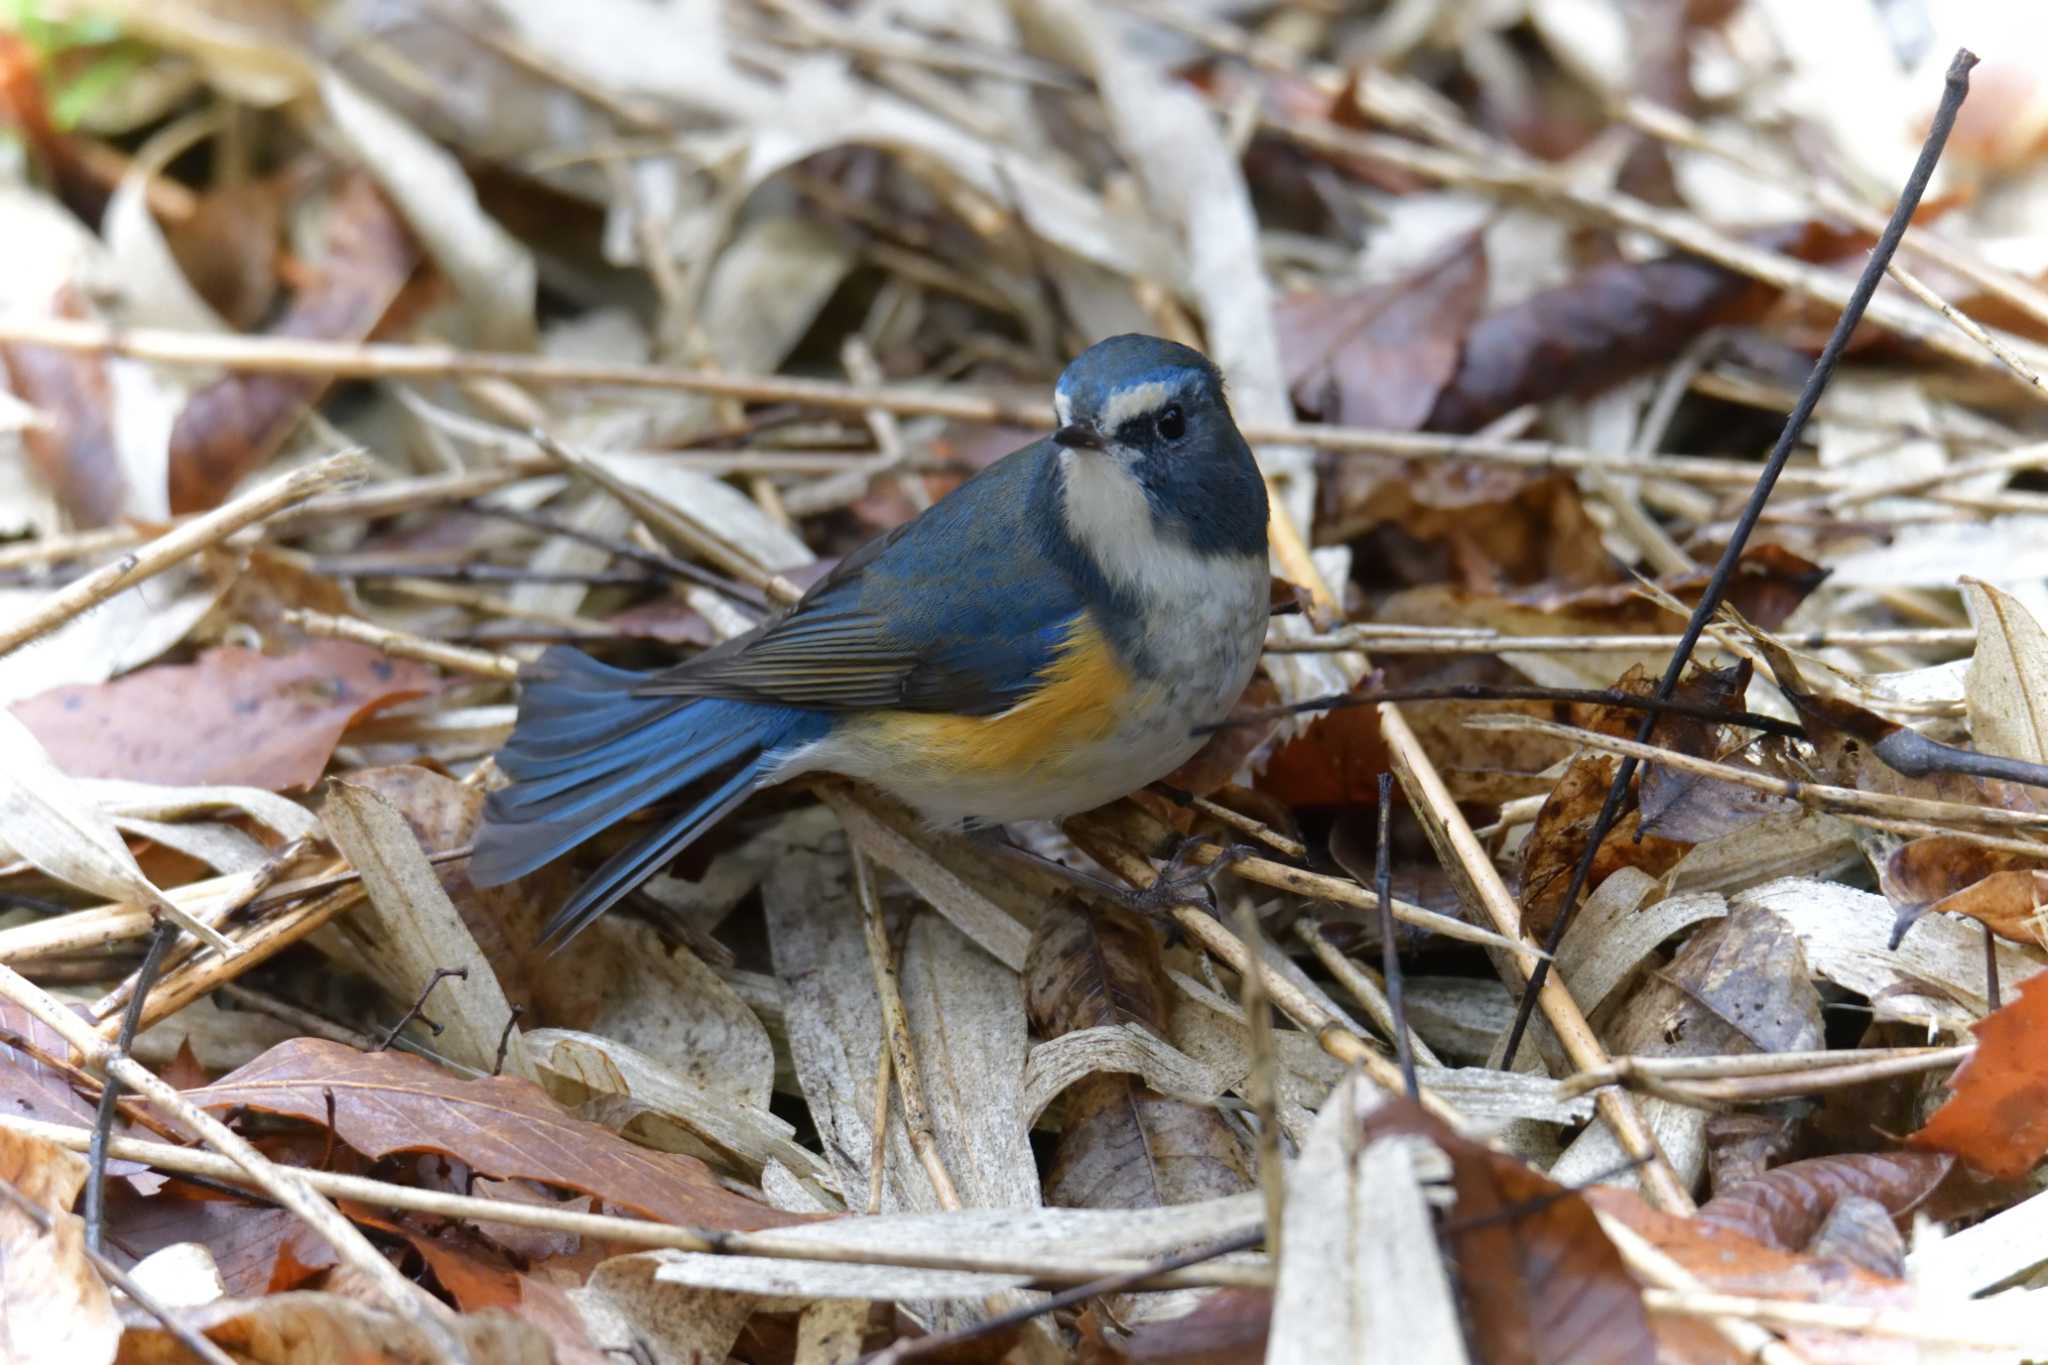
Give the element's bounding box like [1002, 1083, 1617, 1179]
[966, 828, 1249, 930]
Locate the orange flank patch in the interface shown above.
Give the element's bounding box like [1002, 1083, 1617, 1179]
[866, 616, 1133, 776]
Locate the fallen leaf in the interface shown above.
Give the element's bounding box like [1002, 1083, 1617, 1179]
[1695, 1150, 1954, 1256]
[12, 640, 437, 791]
[0, 998, 96, 1127]
[1369, 1097, 1655, 1365]
[1911, 971, 2048, 1179]
[1964, 578, 2048, 765]
[1025, 905, 1251, 1209]
[0, 1126, 119, 1365]
[112, 1289, 552, 1365]
[167, 171, 420, 512]
[183, 1037, 811, 1230]
[1515, 753, 1689, 942]
[0, 284, 127, 526]
[1276, 231, 1488, 428]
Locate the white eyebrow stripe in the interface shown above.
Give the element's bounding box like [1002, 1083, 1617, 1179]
[1098, 380, 1175, 431]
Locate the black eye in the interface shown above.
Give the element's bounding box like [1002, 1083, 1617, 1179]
[1155, 405, 1185, 441]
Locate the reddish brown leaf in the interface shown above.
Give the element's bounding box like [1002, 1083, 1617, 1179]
[1277, 232, 1488, 429]
[1369, 1099, 1654, 1365]
[1910, 971, 2048, 1179]
[168, 172, 420, 513]
[11, 640, 436, 791]
[1254, 699, 1393, 809]
[1695, 1150, 1954, 1256]
[1586, 1184, 1919, 1338]
[183, 1037, 811, 1231]
[405, 1222, 523, 1312]
[1025, 907, 1250, 1209]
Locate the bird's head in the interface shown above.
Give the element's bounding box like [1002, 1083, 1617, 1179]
[1050, 334, 1266, 559]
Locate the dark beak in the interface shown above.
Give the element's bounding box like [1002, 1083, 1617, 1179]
[1053, 421, 1105, 451]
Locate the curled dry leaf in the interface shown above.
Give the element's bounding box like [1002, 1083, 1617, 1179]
[1695, 1150, 1955, 1257]
[1884, 835, 2048, 946]
[1910, 971, 2048, 1180]
[1516, 752, 1689, 943]
[1964, 578, 2048, 766]
[183, 1037, 813, 1231]
[1025, 905, 1251, 1208]
[12, 640, 437, 791]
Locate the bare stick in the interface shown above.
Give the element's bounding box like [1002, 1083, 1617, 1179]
[83, 915, 176, 1254]
[1376, 772, 1417, 1100]
[1499, 50, 1979, 1070]
[1232, 901, 1286, 1258]
[0, 449, 367, 658]
[284, 608, 521, 680]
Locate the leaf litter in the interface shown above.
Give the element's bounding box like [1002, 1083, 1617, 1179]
[2, 3, 2048, 1362]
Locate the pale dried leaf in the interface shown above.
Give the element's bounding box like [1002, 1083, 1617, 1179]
[525, 1026, 833, 1186]
[0, 1127, 118, 1365]
[1020, 1022, 1226, 1126]
[1268, 1076, 1468, 1365]
[321, 780, 533, 1079]
[1965, 577, 2048, 764]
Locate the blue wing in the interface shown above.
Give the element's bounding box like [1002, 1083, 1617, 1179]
[638, 441, 1088, 716]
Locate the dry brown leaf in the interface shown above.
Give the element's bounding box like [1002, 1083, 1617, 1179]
[12, 640, 436, 791]
[1695, 1151, 1954, 1258]
[1277, 231, 1488, 429]
[183, 1037, 813, 1230]
[167, 171, 420, 513]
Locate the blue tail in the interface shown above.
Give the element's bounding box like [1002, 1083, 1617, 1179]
[471, 647, 829, 946]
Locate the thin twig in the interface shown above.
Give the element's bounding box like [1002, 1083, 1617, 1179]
[1232, 901, 1286, 1260]
[1376, 772, 1417, 1101]
[0, 450, 367, 659]
[867, 1228, 1265, 1364]
[285, 608, 521, 680]
[0, 1175, 239, 1365]
[84, 915, 177, 1254]
[377, 966, 468, 1050]
[1498, 48, 1978, 1069]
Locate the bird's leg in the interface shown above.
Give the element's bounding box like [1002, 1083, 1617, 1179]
[967, 826, 1250, 923]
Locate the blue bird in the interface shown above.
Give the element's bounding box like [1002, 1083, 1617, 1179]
[470, 334, 1271, 946]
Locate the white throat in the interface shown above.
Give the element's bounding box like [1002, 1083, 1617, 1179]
[1057, 447, 1213, 600]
